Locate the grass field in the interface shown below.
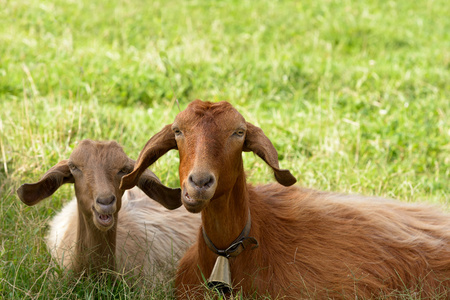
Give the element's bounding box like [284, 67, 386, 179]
[1, 0, 449, 298]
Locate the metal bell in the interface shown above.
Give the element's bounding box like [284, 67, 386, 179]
[208, 256, 232, 293]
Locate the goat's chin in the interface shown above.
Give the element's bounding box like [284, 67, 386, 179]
[182, 188, 211, 213]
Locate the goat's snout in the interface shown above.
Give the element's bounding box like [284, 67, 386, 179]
[188, 172, 216, 190]
[93, 194, 117, 230]
[96, 195, 116, 206]
[183, 171, 218, 213]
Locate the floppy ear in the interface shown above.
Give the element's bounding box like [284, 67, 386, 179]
[243, 122, 297, 186]
[120, 124, 177, 190]
[136, 169, 182, 210]
[17, 160, 74, 206]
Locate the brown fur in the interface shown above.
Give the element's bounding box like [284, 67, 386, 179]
[18, 140, 199, 278]
[121, 100, 450, 298]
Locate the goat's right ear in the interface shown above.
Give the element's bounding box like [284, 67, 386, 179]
[137, 169, 182, 210]
[243, 122, 297, 186]
[120, 124, 177, 191]
[17, 160, 74, 206]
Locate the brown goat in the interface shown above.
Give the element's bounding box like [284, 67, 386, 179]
[121, 100, 450, 298]
[18, 139, 199, 279]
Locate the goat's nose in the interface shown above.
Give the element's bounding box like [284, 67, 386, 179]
[188, 172, 215, 190]
[96, 195, 116, 206]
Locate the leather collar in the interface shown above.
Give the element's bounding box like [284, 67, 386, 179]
[202, 210, 259, 258]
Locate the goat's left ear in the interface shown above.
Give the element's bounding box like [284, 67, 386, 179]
[17, 160, 75, 206]
[243, 122, 297, 186]
[120, 124, 177, 190]
[136, 169, 182, 210]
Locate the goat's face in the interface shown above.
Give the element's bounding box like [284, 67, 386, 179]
[171, 101, 247, 212]
[68, 140, 131, 231]
[18, 140, 182, 231]
[172, 102, 247, 212]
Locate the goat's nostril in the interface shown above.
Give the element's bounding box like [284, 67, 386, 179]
[189, 173, 215, 189]
[96, 195, 116, 206]
[204, 176, 214, 188]
[188, 174, 195, 185]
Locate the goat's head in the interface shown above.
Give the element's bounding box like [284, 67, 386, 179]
[120, 100, 296, 213]
[18, 140, 181, 231]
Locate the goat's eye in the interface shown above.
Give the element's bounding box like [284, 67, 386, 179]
[173, 128, 182, 136]
[118, 168, 130, 175]
[68, 163, 80, 172]
[233, 129, 245, 137]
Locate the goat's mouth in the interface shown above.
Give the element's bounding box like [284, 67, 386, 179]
[182, 189, 209, 213]
[93, 208, 114, 230]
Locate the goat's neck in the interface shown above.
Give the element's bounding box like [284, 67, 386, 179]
[75, 209, 117, 274]
[201, 170, 250, 250]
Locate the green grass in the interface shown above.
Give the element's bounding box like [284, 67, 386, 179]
[1, 0, 449, 298]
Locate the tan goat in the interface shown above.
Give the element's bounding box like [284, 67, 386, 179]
[18, 139, 200, 280]
[121, 100, 450, 299]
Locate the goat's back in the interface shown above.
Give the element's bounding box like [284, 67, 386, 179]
[115, 188, 199, 278]
[247, 184, 450, 298]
